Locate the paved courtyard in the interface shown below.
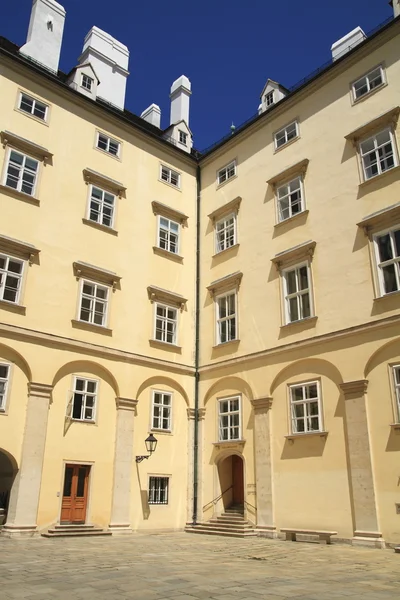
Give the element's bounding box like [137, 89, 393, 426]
[0, 532, 399, 600]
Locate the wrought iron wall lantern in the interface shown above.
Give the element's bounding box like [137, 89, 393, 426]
[135, 433, 158, 463]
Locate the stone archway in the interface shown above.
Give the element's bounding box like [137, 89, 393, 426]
[0, 449, 18, 526]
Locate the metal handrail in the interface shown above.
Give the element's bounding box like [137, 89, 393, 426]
[244, 499, 257, 512]
[202, 485, 233, 512]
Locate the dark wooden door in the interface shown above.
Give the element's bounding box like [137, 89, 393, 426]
[60, 464, 90, 524]
[232, 455, 244, 504]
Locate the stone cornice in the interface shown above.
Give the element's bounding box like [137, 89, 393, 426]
[1, 130, 53, 164]
[340, 380, 369, 397]
[267, 158, 309, 186]
[345, 106, 400, 144]
[207, 196, 242, 222]
[207, 271, 243, 298]
[28, 382, 53, 398]
[251, 397, 273, 411]
[272, 240, 316, 269]
[115, 397, 138, 411]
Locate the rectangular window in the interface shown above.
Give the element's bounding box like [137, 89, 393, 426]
[218, 396, 241, 441]
[179, 130, 188, 146]
[374, 227, 400, 295]
[4, 149, 39, 196]
[19, 93, 48, 121]
[216, 292, 237, 344]
[290, 381, 322, 433]
[265, 91, 274, 106]
[88, 186, 115, 228]
[215, 214, 236, 253]
[392, 366, 400, 423]
[0, 363, 10, 411]
[360, 129, 396, 180]
[283, 264, 312, 323]
[70, 377, 97, 421]
[96, 133, 120, 157]
[158, 217, 180, 254]
[160, 165, 180, 188]
[277, 176, 304, 222]
[148, 476, 169, 505]
[154, 303, 177, 344]
[217, 161, 236, 186]
[275, 121, 298, 149]
[152, 391, 172, 431]
[352, 66, 384, 100]
[79, 280, 109, 326]
[81, 74, 93, 91]
[0, 254, 24, 304]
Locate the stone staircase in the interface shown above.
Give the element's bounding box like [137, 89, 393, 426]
[41, 524, 112, 538]
[185, 505, 256, 539]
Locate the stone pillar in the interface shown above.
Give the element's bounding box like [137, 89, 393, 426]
[187, 407, 205, 524]
[340, 380, 384, 547]
[251, 397, 276, 537]
[108, 397, 137, 534]
[2, 382, 53, 538]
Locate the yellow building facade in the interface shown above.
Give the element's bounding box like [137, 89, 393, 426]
[0, 1, 400, 547]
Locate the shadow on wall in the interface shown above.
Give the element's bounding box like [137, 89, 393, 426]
[136, 465, 150, 520]
[386, 427, 400, 452]
[281, 435, 328, 460]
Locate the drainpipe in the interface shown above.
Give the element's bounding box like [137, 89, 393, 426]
[192, 163, 201, 525]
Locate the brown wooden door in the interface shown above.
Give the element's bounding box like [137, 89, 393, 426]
[60, 464, 90, 524]
[232, 455, 244, 504]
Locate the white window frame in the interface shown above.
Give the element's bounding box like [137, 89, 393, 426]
[148, 476, 169, 505]
[392, 365, 400, 423]
[78, 279, 110, 327]
[359, 128, 398, 181]
[0, 362, 11, 412]
[69, 376, 98, 422]
[18, 92, 48, 122]
[151, 390, 172, 432]
[265, 91, 274, 106]
[276, 176, 305, 222]
[157, 215, 180, 254]
[3, 147, 39, 197]
[96, 132, 120, 158]
[373, 226, 400, 297]
[178, 130, 188, 146]
[87, 185, 116, 229]
[274, 121, 299, 150]
[0, 253, 25, 305]
[218, 395, 241, 441]
[216, 291, 237, 345]
[352, 65, 385, 102]
[282, 262, 314, 324]
[81, 74, 94, 91]
[217, 160, 237, 186]
[215, 213, 237, 253]
[289, 380, 323, 434]
[159, 165, 181, 188]
[153, 302, 178, 345]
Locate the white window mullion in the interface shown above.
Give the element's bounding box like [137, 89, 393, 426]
[0, 363, 10, 411]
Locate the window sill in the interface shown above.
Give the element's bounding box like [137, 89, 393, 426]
[390, 423, 400, 431]
[216, 174, 238, 190]
[0, 184, 40, 206]
[70, 418, 96, 425]
[359, 165, 400, 189]
[274, 210, 309, 229]
[273, 135, 300, 154]
[281, 316, 318, 329]
[0, 300, 26, 315]
[71, 319, 112, 336]
[149, 339, 182, 352]
[15, 107, 49, 126]
[158, 177, 181, 192]
[152, 246, 183, 262]
[373, 290, 400, 302]
[213, 439, 246, 449]
[151, 428, 173, 435]
[351, 82, 387, 106]
[212, 243, 240, 258]
[213, 339, 240, 349]
[285, 431, 328, 443]
[82, 218, 118, 236]
[94, 146, 121, 161]
[0, 408, 7, 416]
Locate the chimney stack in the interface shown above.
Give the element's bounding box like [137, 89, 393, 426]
[20, 0, 66, 73]
[141, 104, 161, 128]
[393, 0, 400, 18]
[170, 75, 191, 126]
[331, 26, 366, 61]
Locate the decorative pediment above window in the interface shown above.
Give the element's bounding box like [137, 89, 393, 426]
[0, 234, 40, 265]
[267, 158, 309, 186]
[207, 271, 243, 298]
[271, 240, 316, 270]
[1, 130, 53, 164]
[147, 285, 187, 310]
[82, 168, 126, 197]
[73, 261, 121, 289]
[151, 201, 189, 226]
[207, 196, 242, 222]
[345, 106, 400, 144]
[357, 202, 400, 234]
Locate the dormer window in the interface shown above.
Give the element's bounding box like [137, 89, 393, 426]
[265, 91, 274, 107]
[179, 130, 188, 146]
[81, 74, 94, 92]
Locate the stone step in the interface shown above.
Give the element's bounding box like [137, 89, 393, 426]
[53, 524, 96, 531]
[185, 527, 256, 539]
[210, 518, 249, 525]
[395, 546, 400, 554]
[218, 515, 247, 522]
[42, 530, 112, 538]
[194, 523, 253, 532]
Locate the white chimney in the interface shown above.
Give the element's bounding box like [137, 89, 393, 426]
[19, 0, 66, 73]
[141, 104, 161, 128]
[331, 26, 366, 61]
[78, 27, 129, 110]
[170, 75, 191, 126]
[393, 0, 400, 18]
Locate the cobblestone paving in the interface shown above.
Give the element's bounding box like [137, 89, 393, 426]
[0, 532, 399, 599]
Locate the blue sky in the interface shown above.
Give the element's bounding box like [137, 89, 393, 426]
[2, 0, 394, 150]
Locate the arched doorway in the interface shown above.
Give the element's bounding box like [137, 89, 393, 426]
[0, 449, 18, 526]
[217, 454, 244, 510]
